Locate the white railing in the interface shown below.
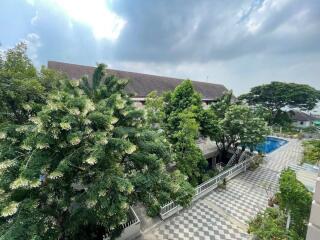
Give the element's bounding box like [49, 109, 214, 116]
[104, 207, 141, 240]
[160, 154, 256, 219]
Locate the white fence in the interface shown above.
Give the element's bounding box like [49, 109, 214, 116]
[104, 207, 141, 240]
[160, 155, 256, 220]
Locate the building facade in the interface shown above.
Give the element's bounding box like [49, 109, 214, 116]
[306, 170, 320, 240]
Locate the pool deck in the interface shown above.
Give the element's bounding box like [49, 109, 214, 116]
[139, 138, 303, 240]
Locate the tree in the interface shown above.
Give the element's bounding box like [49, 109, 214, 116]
[162, 80, 207, 184]
[0, 43, 65, 123]
[239, 82, 320, 125]
[144, 91, 165, 129]
[207, 92, 269, 162]
[163, 80, 203, 142]
[278, 169, 312, 238]
[0, 64, 193, 239]
[172, 110, 207, 186]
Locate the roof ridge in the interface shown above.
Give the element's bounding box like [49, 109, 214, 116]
[48, 60, 223, 86]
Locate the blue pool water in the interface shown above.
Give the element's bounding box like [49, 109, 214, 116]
[255, 137, 287, 154]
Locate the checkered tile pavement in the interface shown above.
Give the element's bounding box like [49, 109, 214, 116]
[153, 201, 249, 240]
[141, 138, 303, 240]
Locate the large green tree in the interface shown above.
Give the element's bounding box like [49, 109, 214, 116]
[0, 43, 64, 123]
[239, 81, 320, 125]
[162, 80, 207, 184]
[206, 92, 269, 162]
[163, 80, 203, 142]
[0, 62, 193, 239]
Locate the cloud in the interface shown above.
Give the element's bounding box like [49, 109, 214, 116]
[22, 33, 42, 65]
[0, 0, 319, 98]
[31, 11, 39, 25]
[26, 0, 126, 41]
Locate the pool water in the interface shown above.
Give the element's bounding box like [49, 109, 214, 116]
[255, 137, 287, 154]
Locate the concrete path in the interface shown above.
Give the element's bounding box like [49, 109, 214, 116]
[139, 138, 303, 240]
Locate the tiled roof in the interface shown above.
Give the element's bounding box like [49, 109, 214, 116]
[48, 61, 228, 100]
[289, 111, 318, 121]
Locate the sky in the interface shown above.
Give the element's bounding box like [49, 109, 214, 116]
[0, 0, 320, 100]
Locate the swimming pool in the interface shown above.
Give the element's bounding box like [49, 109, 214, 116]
[255, 137, 287, 154]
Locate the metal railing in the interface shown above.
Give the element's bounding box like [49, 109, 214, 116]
[160, 155, 256, 219]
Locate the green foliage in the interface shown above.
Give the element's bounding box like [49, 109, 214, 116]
[162, 80, 207, 184]
[0, 59, 194, 239]
[144, 91, 165, 129]
[248, 208, 299, 240]
[172, 110, 207, 186]
[206, 92, 269, 158]
[249, 169, 312, 239]
[163, 80, 203, 142]
[302, 140, 320, 165]
[239, 81, 320, 125]
[0, 43, 65, 123]
[278, 169, 312, 238]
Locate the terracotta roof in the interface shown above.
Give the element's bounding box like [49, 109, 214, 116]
[289, 111, 318, 122]
[48, 61, 228, 100]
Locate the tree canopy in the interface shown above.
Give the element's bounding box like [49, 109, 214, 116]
[0, 46, 193, 239]
[161, 80, 207, 185]
[239, 81, 320, 125]
[0, 43, 65, 123]
[205, 92, 269, 161]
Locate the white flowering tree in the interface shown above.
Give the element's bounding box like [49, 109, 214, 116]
[0, 64, 193, 239]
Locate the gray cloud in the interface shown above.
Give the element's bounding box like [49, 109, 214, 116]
[0, 0, 320, 99]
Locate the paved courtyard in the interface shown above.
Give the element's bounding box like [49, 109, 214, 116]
[140, 138, 303, 240]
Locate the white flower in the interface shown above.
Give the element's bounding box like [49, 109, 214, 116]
[70, 79, 80, 87]
[47, 102, 59, 111]
[10, 177, 29, 189]
[29, 179, 41, 188]
[125, 145, 136, 154]
[15, 126, 28, 133]
[60, 122, 71, 130]
[21, 144, 32, 151]
[48, 171, 63, 180]
[98, 138, 108, 145]
[86, 200, 97, 208]
[0, 132, 6, 139]
[70, 137, 81, 145]
[0, 160, 17, 171]
[84, 119, 92, 125]
[69, 108, 81, 116]
[111, 117, 118, 124]
[22, 104, 32, 111]
[1, 202, 19, 217]
[120, 202, 129, 210]
[98, 190, 106, 197]
[85, 157, 97, 165]
[36, 143, 49, 150]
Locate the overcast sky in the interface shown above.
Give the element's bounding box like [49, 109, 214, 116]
[1, 0, 320, 98]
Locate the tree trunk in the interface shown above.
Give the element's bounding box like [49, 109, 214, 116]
[286, 209, 291, 230]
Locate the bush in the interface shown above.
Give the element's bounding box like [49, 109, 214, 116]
[248, 208, 299, 240]
[302, 140, 320, 165]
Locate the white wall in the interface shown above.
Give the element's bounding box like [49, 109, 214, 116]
[292, 121, 312, 128]
[306, 171, 320, 240]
